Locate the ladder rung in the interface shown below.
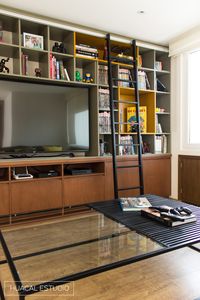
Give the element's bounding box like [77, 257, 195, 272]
[113, 100, 138, 104]
[112, 78, 136, 83]
[117, 165, 141, 169]
[115, 143, 140, 147]
[114, 122, 139, 125]
[118, 186, 142, 191]
[110, 56, 136, 64]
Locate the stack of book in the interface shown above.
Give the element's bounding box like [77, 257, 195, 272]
[99, 111, 111, 134]
[49, 53, 70, 81]
[155, 135, 167, 153]
[118, 68, 131, 87]
[98, 65, 108, 85]
[119, 135, 134, 155]
[99, 88, 110, 110]
[76, 44, 98, 59]
[21, 53, 29, 75]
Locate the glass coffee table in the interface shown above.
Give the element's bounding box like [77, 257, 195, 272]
[0, 212, 163, 299]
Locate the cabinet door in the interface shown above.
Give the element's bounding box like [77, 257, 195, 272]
[0, 184, 10, 215]
[11, 179, 62, 214]
[63, 175, 105, 206]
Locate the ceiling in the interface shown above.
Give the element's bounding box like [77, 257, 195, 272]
[0, 0, 200, 45]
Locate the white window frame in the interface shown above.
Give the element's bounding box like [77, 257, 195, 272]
[181, 48, 200, 151]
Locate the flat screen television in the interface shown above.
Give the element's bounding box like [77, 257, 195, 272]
[0, 80, 90, 158]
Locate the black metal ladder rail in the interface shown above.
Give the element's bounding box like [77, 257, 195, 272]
[106, 34, 144, 199]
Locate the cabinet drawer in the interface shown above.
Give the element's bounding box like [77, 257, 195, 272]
[11, 179, 62, 214]
[63, 175, 105, 206]
[0, 183, 10, 215]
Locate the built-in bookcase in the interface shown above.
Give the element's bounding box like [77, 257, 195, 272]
[0, 12, 170, 156]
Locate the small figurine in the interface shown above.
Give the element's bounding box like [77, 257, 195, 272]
[0, 57, 9, 73]
[35, 67, 41, 77]
[52, 42, 67, 53]
[76, 70, 82, 81]
[59, 42, 67, 54]
[82, 73, 93, 83]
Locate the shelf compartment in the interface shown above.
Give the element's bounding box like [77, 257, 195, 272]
[49, 53, 74, 81]
[20, 19, 48, 50]
[64, 162, 105, 176]
[0, 167, 9, 181]
[11, 164, 62, 180]
[75, 57, 96, 84]
[21, 48, 48, 78]
[0, 14, 19, 45]
[0, 44, 20, 74]
[155, 50, 170, 72]
[156, 93, 170, 113]
[139, 47, 154, 69]
[49, 26, 74, 55]
[156, 113, 170, 133]
[156, 73, 170, 93]
[75, 32, 106, 60]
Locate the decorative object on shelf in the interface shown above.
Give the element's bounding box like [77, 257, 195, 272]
[76, 70, 82, 81]
[155, 61, 163, 71]
[0, 57, 9, 73]
[35, 67, 41, 77]
[23, 32, 44, 50]
[82, 73, 93, 83]
[52, 42, 67, 53]
[143, 141, 151, 153]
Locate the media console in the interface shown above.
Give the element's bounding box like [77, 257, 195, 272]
[0, 154, 171, 225]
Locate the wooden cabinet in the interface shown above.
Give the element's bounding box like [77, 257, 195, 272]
[104, 155, 171, 199]
[63, 175, 105, 206]
[0, 155, 171, 223]
[178, 155, 200, 206]
[0, 183, 10, 215]
[11, 179, 62, 214]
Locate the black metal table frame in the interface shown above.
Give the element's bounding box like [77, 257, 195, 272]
[0, 199, 200, 299]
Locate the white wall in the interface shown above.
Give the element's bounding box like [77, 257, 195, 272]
[169, 25, 200, 199]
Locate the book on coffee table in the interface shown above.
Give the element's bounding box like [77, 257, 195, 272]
[119, 197, 152, 211]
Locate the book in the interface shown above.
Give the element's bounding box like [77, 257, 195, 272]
[127, 106, 147, 133]
[141, 208, 196, 227]
[64, 68, 70, 81]
[119, 135, 134, 155]
[120, 197, 152, 211]
[138, 71, 146, 89]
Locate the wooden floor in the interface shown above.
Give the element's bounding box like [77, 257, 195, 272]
[1, 215, 200, 300]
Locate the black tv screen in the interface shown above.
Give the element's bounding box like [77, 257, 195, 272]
[0, 81, 89, 157]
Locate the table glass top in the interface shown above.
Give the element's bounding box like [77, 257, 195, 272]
[0, 212, 163, 287]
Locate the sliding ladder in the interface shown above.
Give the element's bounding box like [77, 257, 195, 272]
[106, 34, 144, 199]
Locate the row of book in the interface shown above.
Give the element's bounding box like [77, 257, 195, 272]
[138, 71, 150, 90]
[98, 65, 108, 85]
[99, 112, 111, 134]
[99, 88, 110, 110]
[119, 135, 134, 155]
[49, 53, 70, 80]
[155, 135, 167, 153]
[76, 44, 98, 58]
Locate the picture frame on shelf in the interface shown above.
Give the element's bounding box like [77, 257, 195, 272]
[23, 32, 44, 50]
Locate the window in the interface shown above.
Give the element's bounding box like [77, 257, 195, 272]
[188, 50, 200, 144]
